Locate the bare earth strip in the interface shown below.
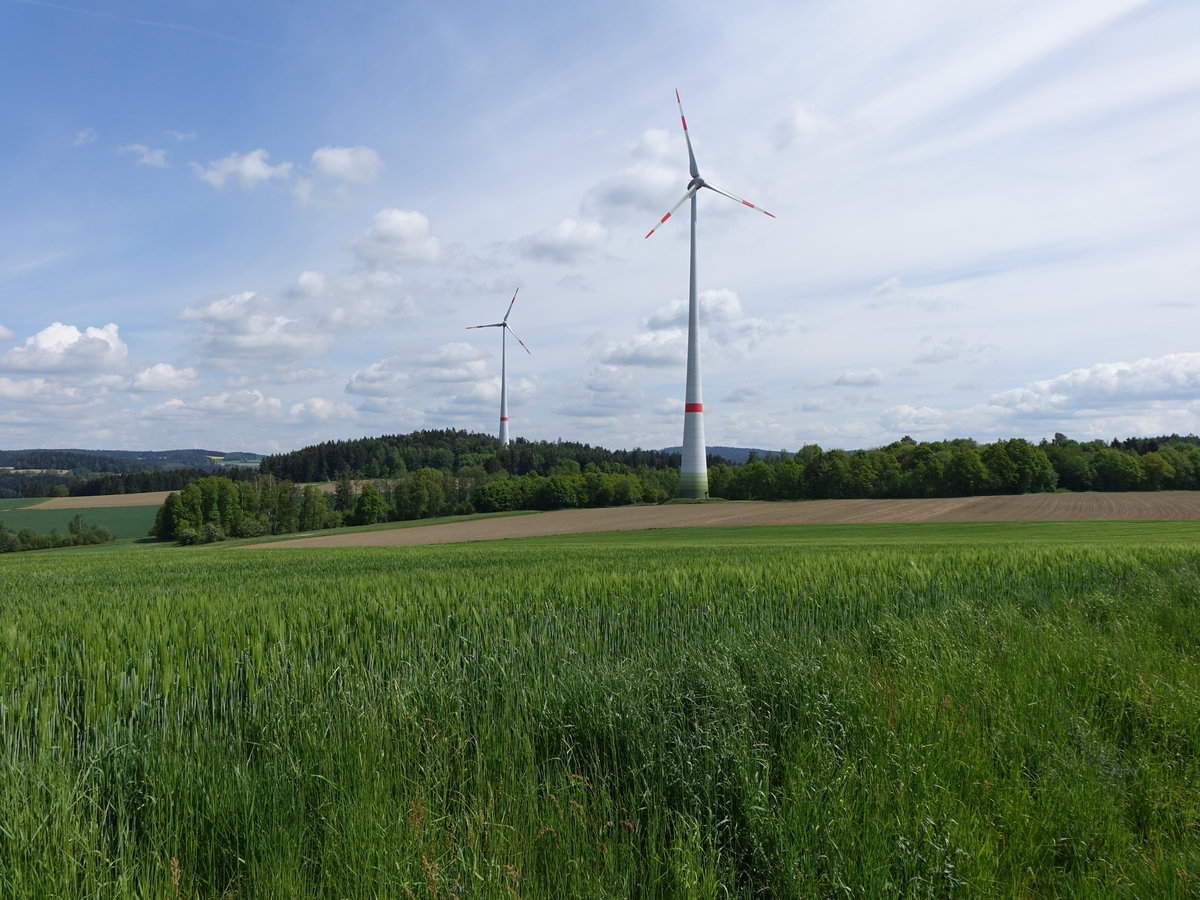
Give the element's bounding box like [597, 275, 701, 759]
[255, 491, 1200, 549]
[30, 491, 175, 509]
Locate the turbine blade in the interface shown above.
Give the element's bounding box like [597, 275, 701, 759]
[645, 187, 698, 239]
[505, 324, 532, 354]
[466, 323, 504, 329]
[702, 182, 776, 219]
[502, 286, 519, 323]
[676, 89, 699, 180]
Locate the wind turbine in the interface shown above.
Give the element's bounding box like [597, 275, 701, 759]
[645, 90, 775, 499]
[466, 288, 531, 447]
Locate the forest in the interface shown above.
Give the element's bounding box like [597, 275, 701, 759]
[149, 430, 1200, 544]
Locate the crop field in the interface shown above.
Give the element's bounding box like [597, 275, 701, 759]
[0, 504, 160, 540]
[2, 526, 1198, 897]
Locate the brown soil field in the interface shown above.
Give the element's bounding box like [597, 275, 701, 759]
[255, 491, 1200, 549]
[30, 491, 175, 509]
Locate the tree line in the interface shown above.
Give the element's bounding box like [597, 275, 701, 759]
[150, 465, 678, 544]
[150, 431, 1200, 543]
[258, 428, 681, 482]
[0, 514, 115, 553]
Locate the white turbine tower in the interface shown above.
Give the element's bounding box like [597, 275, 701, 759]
[646, 90, 775, 499]
[466, 288, 531, 447]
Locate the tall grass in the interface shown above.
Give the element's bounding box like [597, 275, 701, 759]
[1, 536, 1198, 897]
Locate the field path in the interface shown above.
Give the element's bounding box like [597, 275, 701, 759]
[254, 491, 1200, 548]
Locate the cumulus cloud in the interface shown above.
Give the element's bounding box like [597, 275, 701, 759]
[643, 289, 778, 350]
[879, 404, 953, 431]
[311, 145, 384, 184]
[289, 397, 356, 422]
[0, 325, 15, 341]
[515, 217, 608, 264]
[354, 209, 441, 266]
[0, 322, 128, 373]
[130, 363, 200, 392]
[833, 368, 884, 387]
[345, 357, 412, 397]
[988, 352, 1200, 415]
[287, 269, 416, 327]
[723, 385, 766, 404]
[416, 342, 491, 383]
[73, 128, 97, 146]
[143, 389, 284, 420]
[0, 376, 85, 404]
[180, 291, 330, 362]
[601, 330, 685, 368]
[190, 149, 293, 189]
[913, 336, 991, 365]
[119, 144, 168, 167]
[582, 129, 679, 222]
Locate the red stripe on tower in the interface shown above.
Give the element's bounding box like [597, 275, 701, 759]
[500, 417, 509, 422]
[685, 403, 703, 413]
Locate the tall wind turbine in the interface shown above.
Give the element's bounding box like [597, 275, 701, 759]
[646, 90, 775, 499]
[466, 288, 531, 447]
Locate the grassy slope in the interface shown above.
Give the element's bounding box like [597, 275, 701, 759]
[2, 526, 1198, 896]
[0, 504, 159, 540]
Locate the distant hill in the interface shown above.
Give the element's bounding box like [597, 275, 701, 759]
[0, 449, 262, 471]
[662, 446, 784, 465]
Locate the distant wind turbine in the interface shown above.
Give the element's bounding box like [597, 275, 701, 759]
[646, 90, 775, 499]
[466, 288, 531, 447]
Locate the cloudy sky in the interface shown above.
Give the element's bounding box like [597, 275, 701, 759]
[2, 0, 1197, 454]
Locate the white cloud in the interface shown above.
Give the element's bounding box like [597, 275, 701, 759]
[582, 129, 679, 223]
[0, 376, 85, 405]
[73, 128, 97, 146]
[515, 217, 608, 264]
[119, 144, 168, 167]
[130, 363, 200, 392]
[0, 325, 15, 342]
[180, 291, 330, 362]
[287, 269, 416, 328]
[988, 352, 1200, 415]
[289, 397, 356, 422]
[416, 342, 490, 383]
[879, 404, 953, 432]
[345, 357, 412, 397]
[601, 330, 685, 368]
[190, 149, 293, 189]
[311, 145, 384, 184]
[0, 322, 128, 373]
[833, 368, 884, 387]
[143, 389, 285, 420]
[912, 337, 990, 365]
[167, 130, 196, 142]
[354, 208, 441, 266]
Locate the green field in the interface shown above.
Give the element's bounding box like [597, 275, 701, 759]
[0, 504, 159, 540]
[2, 525, 1198, 897]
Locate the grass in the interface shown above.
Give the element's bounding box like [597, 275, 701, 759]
[0, 504, 160, 540]
[1, 526, 1198, 896]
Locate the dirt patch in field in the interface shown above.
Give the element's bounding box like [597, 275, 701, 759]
[30, 491, 174, 509]
[253, 491, 1200, 549]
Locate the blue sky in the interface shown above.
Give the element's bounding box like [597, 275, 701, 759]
[2, 0, 1197, 453]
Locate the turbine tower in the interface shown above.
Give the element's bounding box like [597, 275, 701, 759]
[466, 288, 531, 447]
[646, 90, 775, 499]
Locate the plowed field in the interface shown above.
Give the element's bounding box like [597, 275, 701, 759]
[257, 491, 1200, 548]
